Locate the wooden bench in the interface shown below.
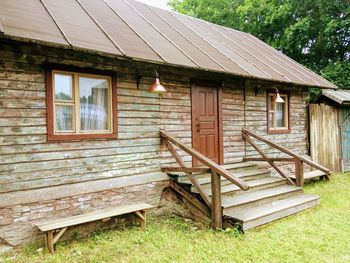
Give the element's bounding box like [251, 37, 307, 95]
[35, 203, 153, 254]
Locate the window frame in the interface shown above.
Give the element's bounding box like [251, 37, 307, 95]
[266, 90, 291, 134]
[46, 66, 117, 141]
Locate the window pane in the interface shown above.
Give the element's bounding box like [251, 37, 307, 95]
[269, 112, 274, 128]
[79, 77, 109, 131]
[276, 102, 285, 127]
[54, 74, 73, 100]
[55, 105, 73, 131]
[268, 96, 274, 127]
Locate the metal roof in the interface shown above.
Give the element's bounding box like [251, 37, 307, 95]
[322, 89, 350, 105]
[0, 0, 337, 89]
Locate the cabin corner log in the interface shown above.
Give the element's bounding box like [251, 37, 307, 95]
[242, 129, 331, 175]
[160, 130, 250, 191]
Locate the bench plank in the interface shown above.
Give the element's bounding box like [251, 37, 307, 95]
[36, 203, 153, 232]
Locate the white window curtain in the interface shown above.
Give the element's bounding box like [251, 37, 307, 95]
[55, 105, 73, 131]
[80, 78, 109, 131]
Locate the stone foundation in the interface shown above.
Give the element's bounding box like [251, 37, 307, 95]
[157, 186, 210, 224]
[0, 181, 170, 247]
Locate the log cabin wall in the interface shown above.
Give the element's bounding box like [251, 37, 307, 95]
[0, 40, 310, 246]
[0, 40, 169, 194]
[243, 81, 309, 158]
[0, 40, 174, 246]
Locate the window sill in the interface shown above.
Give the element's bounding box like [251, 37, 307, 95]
[267, 129, 291, 134]
[47, 133, 117, 141]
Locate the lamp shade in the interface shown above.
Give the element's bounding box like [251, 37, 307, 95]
[149, 78, 166, 94]
[275, 92, 285, 103]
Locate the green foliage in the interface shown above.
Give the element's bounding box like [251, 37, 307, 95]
[4, 173, 350, 263]
[169, 0, 350, 90]
[321, 61, 350, 88]
[71, 231, 82, 241]
[55, 92, 72, 101]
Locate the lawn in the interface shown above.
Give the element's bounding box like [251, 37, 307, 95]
[3, 173, 350, 263]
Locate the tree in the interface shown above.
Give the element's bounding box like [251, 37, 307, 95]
[169, 0, 350, 94]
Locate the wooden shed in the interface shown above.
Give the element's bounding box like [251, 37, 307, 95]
[0, 0, 335, 248]
[310, 90, 350, 172]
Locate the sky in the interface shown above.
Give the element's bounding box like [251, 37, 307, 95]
[135, 0, 172, 11]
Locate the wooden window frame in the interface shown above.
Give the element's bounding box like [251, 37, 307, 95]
[46, 66, 117, 141]
[266, 91, 291, 134]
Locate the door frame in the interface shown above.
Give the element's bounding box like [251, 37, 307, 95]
[191, 80, 224, 166]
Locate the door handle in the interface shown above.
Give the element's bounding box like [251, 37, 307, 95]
[196, 123, 200, 132]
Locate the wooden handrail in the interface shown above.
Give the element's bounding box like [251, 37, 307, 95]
[242, 133, 295, 185]
[160, 129, 250, 191]
[242, 129, 331, 175]
[161, 137, 212, 207]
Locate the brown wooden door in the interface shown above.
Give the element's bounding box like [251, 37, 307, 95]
[192, 84, 220, 166]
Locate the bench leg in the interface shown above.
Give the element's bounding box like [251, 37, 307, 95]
[135, 210, 146, 230]
[44, 232, 48, 249]
[45, 227, 68, 254]
[141, 210, 146, 230]
[47, 231, 55, 254]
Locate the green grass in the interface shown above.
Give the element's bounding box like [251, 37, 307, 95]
[3, 173, 350, 263]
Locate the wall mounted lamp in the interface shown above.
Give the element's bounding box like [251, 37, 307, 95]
[149, 70, 166, 94]
[275, 88, 285, 103]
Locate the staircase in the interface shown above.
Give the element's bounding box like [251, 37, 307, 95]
[168, 160, 320, 231]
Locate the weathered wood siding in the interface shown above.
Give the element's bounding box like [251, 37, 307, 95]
[0, 41, 170, 194]
[222, 81, 245, 161]
[309, 104, 342, 172]
[244, 83, 309, 158]
[160, 77, 192, 166]
[0, 39, 313, 247]
[0, 40, 311, 196]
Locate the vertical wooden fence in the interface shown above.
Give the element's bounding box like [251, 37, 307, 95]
[339, 107, 350, 171]
[309, 104, 342, 172]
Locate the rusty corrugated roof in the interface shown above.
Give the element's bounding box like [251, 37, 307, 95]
[0, 0, 337, 89]
[322, 90, 350, 104]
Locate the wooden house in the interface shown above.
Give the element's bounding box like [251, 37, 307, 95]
[0, 0, 335, 249]
[310, 90, 350, 172]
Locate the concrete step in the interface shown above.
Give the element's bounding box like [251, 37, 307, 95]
[225, 193, 320, 231]
[223, 185, 303, 211]
[178, 169, 270, 185]
[193, 177, 286, 195]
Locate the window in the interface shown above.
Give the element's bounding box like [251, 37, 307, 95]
[267, 92, 290, 133]
[47, 68, 117, 141]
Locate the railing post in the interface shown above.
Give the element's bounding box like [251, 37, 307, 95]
[211, 170, 222, 229]
[295, 160, 304, 187]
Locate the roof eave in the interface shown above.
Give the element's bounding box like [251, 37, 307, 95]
[0, 34, 337, 90]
